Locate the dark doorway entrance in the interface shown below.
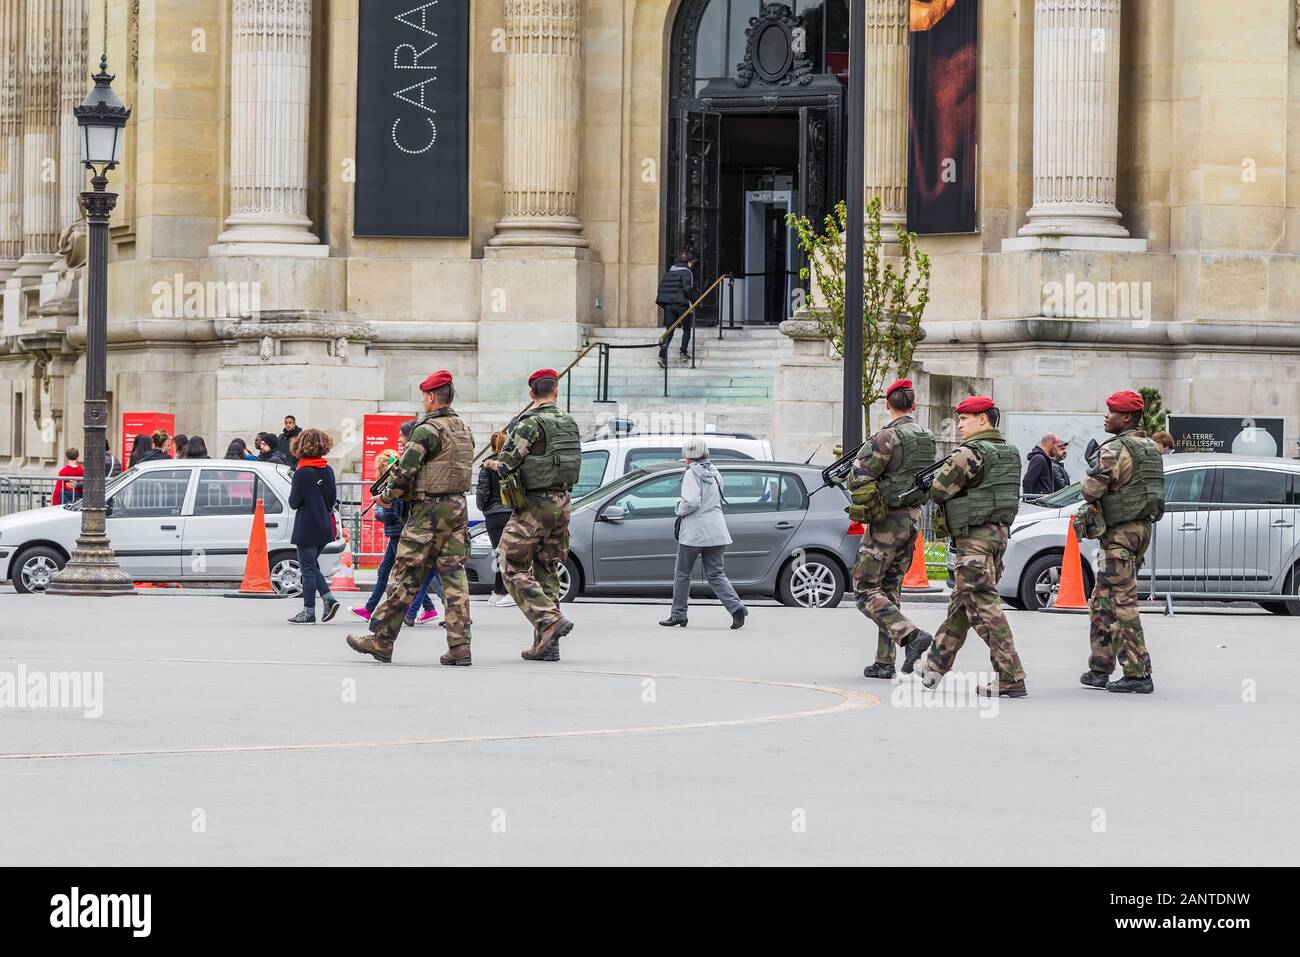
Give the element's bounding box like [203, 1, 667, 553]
[665, 1, 846, 326]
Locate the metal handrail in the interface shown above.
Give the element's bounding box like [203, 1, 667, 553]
[471, 272, 734, 457]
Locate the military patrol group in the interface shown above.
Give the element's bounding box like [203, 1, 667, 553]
[844, 379, 1165, 698]
[346, 367, 582, 667]
[343, 366, 1165, 699]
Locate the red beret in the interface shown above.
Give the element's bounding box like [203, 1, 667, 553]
[955, 395, 996, 415]
[529, 368, 559, 384]
[1106, 390, 1145, 413]
[419, 370, 453, 392]
[885, 378, 913, 397]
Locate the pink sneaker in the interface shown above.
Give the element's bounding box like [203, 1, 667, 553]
[349, 606, 372, 621]
[416, 608, 439, 624]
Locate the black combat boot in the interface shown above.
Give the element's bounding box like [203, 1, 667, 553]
[863, 662, 896, 679]
[439, 644, 472, 666]
[900, 628, 933, 674]
[1106, 675, 1154, 694]
[1079, 670, 1109, 689]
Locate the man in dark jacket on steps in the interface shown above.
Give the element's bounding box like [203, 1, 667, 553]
[656, 251, 695, 368]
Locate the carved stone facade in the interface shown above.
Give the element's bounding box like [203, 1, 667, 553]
[1, 0, 1299, 472]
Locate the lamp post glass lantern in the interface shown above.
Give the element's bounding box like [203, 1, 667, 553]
[46, 56, 134, 596]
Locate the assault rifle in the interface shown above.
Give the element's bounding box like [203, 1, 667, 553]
[359, 462, 396, 519]
[821, 440, 868, 488]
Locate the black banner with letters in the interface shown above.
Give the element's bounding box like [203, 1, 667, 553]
[354, 1, 470, 237]
[907, 0, 979, 234]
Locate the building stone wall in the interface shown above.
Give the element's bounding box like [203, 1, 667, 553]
[2, 0, 1299, 475]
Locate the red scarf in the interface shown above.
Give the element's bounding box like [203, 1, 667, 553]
[296, 457, 329, 470]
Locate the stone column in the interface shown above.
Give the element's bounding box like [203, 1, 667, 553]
[863, 0, 909, 227]
[1017, 0, 1131, 239]
[0, 0, 23, 279]
[57, 0, 88, 242]
[15, 0, 60, 277]
[212, 0, 323, 254]
[489, 0, 588, 248]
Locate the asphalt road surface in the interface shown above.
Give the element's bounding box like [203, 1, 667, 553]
[0, 591, 1293, 865]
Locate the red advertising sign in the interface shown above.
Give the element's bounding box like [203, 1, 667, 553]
[359, 414, 410, 567]
[121, 412, 176, 467]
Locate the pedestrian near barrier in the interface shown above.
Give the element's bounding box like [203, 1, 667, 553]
[916, 395, 1029, 698]
[658, 437, 747, 630]
[485, 369, 581, 662]
[655, 251, 696, 369]
[347, 371, 475, 666]
[1074, 390, 1165, 694]
[286, 430, 340, 623]
[843, 378, 936, 679]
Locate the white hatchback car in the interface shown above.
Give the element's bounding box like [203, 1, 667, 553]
[571, 432, 774, 498]
[0, 459, 343, 595]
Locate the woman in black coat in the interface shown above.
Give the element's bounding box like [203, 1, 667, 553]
[286, 428, 339, 623]
[477, 431, 515, 605]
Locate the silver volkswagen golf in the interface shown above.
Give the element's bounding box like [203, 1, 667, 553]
[467, 461, 861, 607]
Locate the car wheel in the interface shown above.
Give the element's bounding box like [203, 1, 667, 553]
[12, 545, 66, 594]
[1019, 550, 1093, 611]
[269, 553, 302, 597]
[777, 552, 846, 608]
[1263, 564, 1300, 616]
[557, 557, 580, 603]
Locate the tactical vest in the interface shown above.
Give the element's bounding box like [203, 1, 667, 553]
[412, 411, 474, 497]
[1098, 432, 1165, 524]
[874, 418, 937, 509]
[942, 434, 1023, 537]
[517, 406, 582, 491]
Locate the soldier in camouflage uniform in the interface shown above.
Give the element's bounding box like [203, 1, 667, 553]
[347, 371, 476, 666]
[1077, 390, 1164, 694]
[916, 396, 1029, 698]
[484, 369, 583, 661]
[845, 378, 936, 679]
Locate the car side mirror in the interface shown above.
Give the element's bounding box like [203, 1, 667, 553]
[105, 499, 115, 517]
[599, 505, 626, 524]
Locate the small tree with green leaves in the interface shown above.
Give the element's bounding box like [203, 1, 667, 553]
[1139, 387, 1168, 435]
[787, 198, 931, 414]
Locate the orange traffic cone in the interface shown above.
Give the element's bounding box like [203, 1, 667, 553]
[228, 498, 279, 599]
[330, 530, 360, 592]
[902, 532, 942, 593]
[1041, 520, 1089, 613]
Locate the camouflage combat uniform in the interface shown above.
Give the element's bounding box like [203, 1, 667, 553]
[925, 429, 1027, 688]
[1081, 430, 1163, 681]
[495, 402, 582, 660]
[846, 415, 935, 669]
[353, 408, 475, 662]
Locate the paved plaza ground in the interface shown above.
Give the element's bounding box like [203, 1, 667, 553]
[0, 589, 1294, 866]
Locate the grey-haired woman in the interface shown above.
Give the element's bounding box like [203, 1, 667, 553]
[659, 437, 746, 629]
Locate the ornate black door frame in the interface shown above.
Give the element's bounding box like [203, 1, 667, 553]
[663, 1, 845, 323]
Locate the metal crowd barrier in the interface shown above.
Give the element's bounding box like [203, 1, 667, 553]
[0, 476, 59, 517]
[1142, 503, 1300, 611]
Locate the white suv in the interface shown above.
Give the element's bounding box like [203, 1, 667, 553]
[572, 432, 774, 497]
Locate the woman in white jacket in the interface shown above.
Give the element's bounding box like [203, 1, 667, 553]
[659, 438, 747, 629]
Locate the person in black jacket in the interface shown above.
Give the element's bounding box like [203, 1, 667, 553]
[286, 428, 339, 624]
[255, 432, 289, 465]
[278, 415, 302, 468]
[127, 433, 152, 467]
[1023, 434, 1066, 496]
[141, 429, 173, 462]
[656, 251, 696, 368]
[477, 431, 515, 605]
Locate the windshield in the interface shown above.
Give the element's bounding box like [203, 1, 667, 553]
[572, 467, 667, 511]
[1032, 481, 1085, 509]
[64, 467, 139, 510]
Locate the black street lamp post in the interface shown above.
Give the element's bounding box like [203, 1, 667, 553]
[47, 56, 134, 596]
[842, 0, 866, 452]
